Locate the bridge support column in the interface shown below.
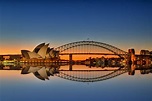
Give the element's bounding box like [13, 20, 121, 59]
[69, 64, 72, 71]
[89, 57, 92, 68]
[69, 54, 73, 71]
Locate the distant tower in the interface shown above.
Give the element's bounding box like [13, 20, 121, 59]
[128, 49, 136, 64]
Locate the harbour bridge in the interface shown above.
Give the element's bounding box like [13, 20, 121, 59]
[55, 41, 128, 60]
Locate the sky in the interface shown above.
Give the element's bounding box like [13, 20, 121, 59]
[0, 0, 152, 54]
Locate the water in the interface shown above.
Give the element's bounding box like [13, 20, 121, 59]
[0, 65, 152, 101]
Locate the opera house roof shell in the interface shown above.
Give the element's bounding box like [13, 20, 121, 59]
[21, 43, 58, 59]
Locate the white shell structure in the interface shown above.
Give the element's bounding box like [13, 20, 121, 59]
[21, 43, 59, 59]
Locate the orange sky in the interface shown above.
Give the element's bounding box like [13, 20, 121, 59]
[0, 47, 141, 54]
[60, 55, 119, 60]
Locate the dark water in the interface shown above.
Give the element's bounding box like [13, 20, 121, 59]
[0, 64, 152, 101]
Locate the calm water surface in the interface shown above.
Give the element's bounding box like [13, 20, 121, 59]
[0, 65, 152, 101]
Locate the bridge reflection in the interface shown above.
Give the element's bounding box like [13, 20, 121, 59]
[19, 64, 152, 82]
[0, 63, 151, 82]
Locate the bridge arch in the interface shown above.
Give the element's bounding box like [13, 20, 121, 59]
[55, 41, 127, 58]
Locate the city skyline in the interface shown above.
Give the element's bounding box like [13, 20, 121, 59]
[0, 0, 152, 54]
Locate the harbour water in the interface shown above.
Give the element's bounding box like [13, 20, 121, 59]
[0, 64, 152, 101]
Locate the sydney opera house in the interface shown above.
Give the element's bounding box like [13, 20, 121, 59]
[21, 43, 59, 60]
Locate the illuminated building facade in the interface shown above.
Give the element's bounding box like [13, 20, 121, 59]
[21, 43, 59, 60]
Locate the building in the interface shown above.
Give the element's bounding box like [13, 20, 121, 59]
[0, 54, 21, 61]
[128, 49, 152, 65]
[21, 43, 59, 60]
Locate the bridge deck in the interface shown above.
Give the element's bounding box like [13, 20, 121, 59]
[59, 68, 127, 71]
[59, 53, 126, 55]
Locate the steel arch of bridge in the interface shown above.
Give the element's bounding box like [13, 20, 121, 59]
[55, 68, 128, 82]
[55, 41, 127, 58]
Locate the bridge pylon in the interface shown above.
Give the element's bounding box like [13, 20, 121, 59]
[69, 54, 73, 70]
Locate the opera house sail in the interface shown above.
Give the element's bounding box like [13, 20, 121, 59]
[21, 43, 59, 62]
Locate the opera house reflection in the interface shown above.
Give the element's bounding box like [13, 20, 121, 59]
[21, 65, 60, 80]
[0, 63, 151, 82]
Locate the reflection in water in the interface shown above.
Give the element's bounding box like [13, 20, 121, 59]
[0, 63, 151, 82]
[21, 65, 59, 80]
[128, 64, 152, 75]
